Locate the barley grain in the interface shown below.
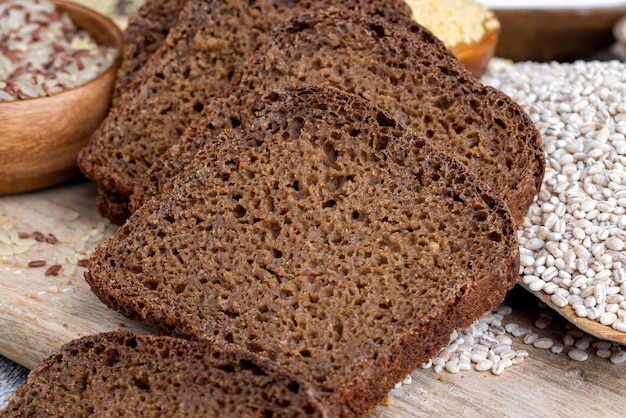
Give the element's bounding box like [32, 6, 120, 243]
[568, 349, 589, 362]
[533, 338, 554, 350]
[491, 361, 505, 376]
[550, 344, 564, 354]
[483, 59, 626, 332]
[523, 332, 539, 345]
[475, 360, 493, 372]
[574, 335, 595, 351]
[445, 360, 460, 374]
[609, 350, 626, 364]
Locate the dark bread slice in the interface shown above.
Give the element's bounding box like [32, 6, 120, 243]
[77, 0, 413, 224]
[112, 0, 188, 102]
[133, 8, 543, 223]
[0, 331, 332, 418]
[130, 89, 262, 212]
[86, 87, 519, 417]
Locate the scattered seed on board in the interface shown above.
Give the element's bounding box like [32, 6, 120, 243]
[568, 349, 589, 362]
[610, 350, 626, 364]
[523, 332, 539, 345]
[491, 361, 505, 376]
[551, 344, 564, 355]
[533, 338, 554, 350]
[45, 234, 58, 245]
[535, 314, 553, 330]
[475, 359, 494, 372]
[44, 264, 62, 277]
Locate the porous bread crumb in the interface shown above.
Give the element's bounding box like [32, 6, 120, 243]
[381, 396, 395, 406]
[86, 86, 519, 417]
[405, 0, 499, 47]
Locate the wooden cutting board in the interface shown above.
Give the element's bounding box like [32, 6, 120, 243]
[1, 180, 624, 417]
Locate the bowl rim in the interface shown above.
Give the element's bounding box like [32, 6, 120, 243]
[613, 14, 626, 43]
[0, 0, 123, 105]
[491, 5, 626, 13]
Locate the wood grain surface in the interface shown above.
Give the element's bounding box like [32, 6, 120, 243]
[1, 180, 624, 417]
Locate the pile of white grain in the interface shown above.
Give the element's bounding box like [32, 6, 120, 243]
[0, 0, 117, 101]
[484, 59, 626, 332]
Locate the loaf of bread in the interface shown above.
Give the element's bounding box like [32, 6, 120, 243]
[0, 331, 332, 417]
[77, 0, 413, 224]
[132, 8, 543, 223]
[86, 86, 519, 417]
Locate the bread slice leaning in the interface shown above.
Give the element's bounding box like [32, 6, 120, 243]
[77, 0, 413, 224]
[112, 0, 188, 102]
[86, 86, 519, 417]
[0, 331, 332, 418]
[133, 8, 543, 224]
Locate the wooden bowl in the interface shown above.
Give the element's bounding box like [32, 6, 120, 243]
[451, 25, 500, 78]
[493, 7, 626, 62]
[0, 0, 123, 196]
[614, 14, 626, 55]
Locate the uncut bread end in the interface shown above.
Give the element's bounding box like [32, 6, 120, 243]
[86, 87, 519, 417]
[1, 331, 332, 418]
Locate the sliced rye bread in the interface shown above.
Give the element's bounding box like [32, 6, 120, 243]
[132, 8, 543, 223]
[86, 87, 520, 417]
[129, 89, 262, 212]
[112, 0, 188, 103]
[77, 0, 413, 224]
[0, 331, 332, 418]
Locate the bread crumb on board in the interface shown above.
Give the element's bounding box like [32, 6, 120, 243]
[381, 396, 395, 406]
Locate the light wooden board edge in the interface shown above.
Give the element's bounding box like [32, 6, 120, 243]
[0, 180, 153, 370]
[519, 282, 626, 345]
